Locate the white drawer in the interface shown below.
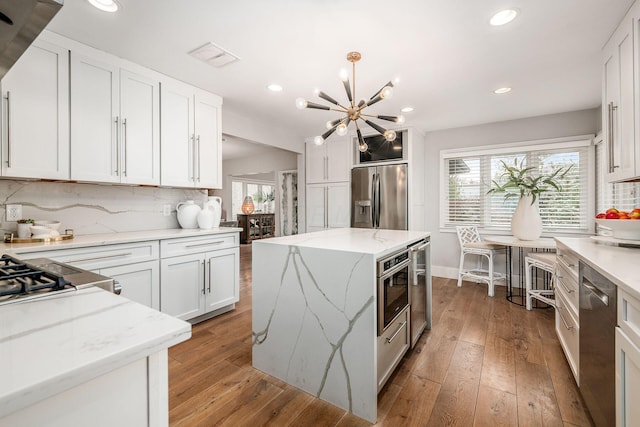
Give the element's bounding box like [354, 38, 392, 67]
[377, 307, 409, 392]
[556, 262, 579, 317]
[160, 233, 238, 258]
[556, 287, 580, 384]
[556, 244, 579, 279]
[19, 241, 159, 271]
[619, 289, 640, 347]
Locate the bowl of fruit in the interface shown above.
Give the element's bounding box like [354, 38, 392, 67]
[595, 208, 640, 240]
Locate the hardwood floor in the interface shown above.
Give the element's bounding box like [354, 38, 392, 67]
[168, 244, 593, 426]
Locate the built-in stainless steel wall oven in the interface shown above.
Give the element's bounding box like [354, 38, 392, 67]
[377, 247, 410, 335]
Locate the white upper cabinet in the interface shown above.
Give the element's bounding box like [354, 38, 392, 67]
[70, 53, 160, 185]
[161, 79, 222, 189]
[306, 137, 351, 184]
[1, 40, 69, 179]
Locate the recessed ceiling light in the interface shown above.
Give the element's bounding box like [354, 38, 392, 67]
[87, 0, 119, 12]
[267, 84, 283, 92]
[494, 87, 512, 94]
[490, 9, 518, 26]
[401, 107, 414, 113]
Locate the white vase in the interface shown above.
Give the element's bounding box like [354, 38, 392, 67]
[176, 200, 201, 229]
[511, 195, 542, 240]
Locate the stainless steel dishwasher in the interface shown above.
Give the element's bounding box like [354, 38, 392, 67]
[579, 262, 617, 427]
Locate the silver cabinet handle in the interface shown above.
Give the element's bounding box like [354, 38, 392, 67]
[558, 277, 574, 294]
[122, 118, 128, 177]
[196, 134, 201, 182]
[4, 91, 10, 167]
[386, 320, 407, 343]
[557, 306, 574, 330]
[185, 241, 224, 248]
[202, 260, 206, 294]
[66, 252, 133, 264]
[114, 116, 120, 174]
[190, 134, 196, 182]
[608, 102, 619, 172]
[207, 259, 211, 293]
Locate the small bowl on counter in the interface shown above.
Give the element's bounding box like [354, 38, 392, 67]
[29, 225, 53, 238]
[595, 218, 640, 240]
[34, 220, 61, 232]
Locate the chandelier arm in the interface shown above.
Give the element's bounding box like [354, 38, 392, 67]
[352, 60, 356, 108]
[361, 114, 402, 123]
[363, 119, 388, 136]
[370, 81, 394, 101]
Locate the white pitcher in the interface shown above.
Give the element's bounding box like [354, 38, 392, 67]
[199, 196, 222, 229]
[176, 200, 201, 229]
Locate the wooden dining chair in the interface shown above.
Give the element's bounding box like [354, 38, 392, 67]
[455, 225, 505, 297]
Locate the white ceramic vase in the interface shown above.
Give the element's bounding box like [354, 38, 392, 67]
[176, 200, 201, 229]
[511, 195, 542, 240]
[198, 196, 222, 229]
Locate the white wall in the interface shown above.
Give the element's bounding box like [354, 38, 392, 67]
[424, 108, 600, 278]
[215, 150, 298, 222]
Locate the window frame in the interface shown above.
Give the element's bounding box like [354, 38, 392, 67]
[439, 134, 595, 235]
[230, 178, 276, 220]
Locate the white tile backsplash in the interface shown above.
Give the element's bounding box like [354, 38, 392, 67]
[0, 180, 208, 235]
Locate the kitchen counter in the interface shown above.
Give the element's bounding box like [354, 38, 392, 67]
[252, 228, 430, 423]
[0, 227, 241, 254]
[555, 237, 640, 300]
[0, 287, 191, 420]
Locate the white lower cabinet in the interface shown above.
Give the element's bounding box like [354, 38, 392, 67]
[617, 289, 640, 427]
[100, 261, 159, 310]
[160, 234, 239, 322]
[555, 244, 580, 384]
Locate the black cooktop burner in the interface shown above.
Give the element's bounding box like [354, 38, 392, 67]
[0, 255, 72, 303]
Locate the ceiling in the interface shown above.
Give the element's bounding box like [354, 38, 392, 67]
[221, 135, 292, 160]
[47, 0, 634, 140]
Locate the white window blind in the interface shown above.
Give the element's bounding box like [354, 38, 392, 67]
[441, 137, 592, 233]
[595, 140, 640, 234]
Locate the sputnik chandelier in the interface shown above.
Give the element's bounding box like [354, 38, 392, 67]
[296, 51, 405, 152]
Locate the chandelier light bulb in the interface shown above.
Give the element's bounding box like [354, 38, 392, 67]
[295, 97, 308, 109]
[358, 142, 368, 152]
[326, 120, 334, 130]
[339, 68, 349, 82]
[336, 123, 348, 136]
[384, 130, 397, 142]
[380, 86, 393, 99]
[396, 115, 406, 124]
[313, 136, 325, 146]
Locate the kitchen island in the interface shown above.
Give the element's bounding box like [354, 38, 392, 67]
[0, 287, 191, 426]
[251, 228, 430, 423]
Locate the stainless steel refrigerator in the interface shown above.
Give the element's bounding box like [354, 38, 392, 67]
[351, 163, 408, 230]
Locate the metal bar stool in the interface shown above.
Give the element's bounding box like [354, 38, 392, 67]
[524, 252, 556, 310]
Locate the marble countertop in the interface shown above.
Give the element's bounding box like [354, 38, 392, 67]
[1, 227, 241, 254]
[555, 237, 640, 299]
[255, 228, 430, 258]
[0, 287, 191, 418]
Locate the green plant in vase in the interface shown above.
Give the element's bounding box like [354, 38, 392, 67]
[487, 159, 572, 240]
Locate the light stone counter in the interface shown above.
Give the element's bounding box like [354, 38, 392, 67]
[555, 237, 640, 300]
[0, 287, 191, 419]
[0, 227, 241, 254]
[252, 228, 430, 423]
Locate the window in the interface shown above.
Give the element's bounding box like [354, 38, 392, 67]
[440, 136, 593, 234]
[230, 179, 275, 220]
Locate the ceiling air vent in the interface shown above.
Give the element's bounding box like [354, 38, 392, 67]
[189, 42, 240, 68]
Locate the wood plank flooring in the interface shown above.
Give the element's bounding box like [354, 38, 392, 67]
[168, 244, 593, 426]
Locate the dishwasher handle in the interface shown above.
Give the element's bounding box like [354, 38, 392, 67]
[582, 277, 609, 306]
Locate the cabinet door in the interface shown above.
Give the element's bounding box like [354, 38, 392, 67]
[603, 18, 636, 182]
[194, 89, 222, 188]
[160, 253, 204, 320]
[306, 185, 327, 230]
[616, 327, 640, 427]
[101, 260, 160, 310]
[306, 142, 326, 183]
[205, 247, 239, 312]
[326, 137, 351, 182]
[327, 182, 350, 228]
[160, 80, 195, 187]
[70, 53, 120, 183]
[120, 69, 160, 185]
[1, 40, 69, 179]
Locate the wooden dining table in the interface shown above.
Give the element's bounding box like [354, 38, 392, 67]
[484, 235, 556, 306]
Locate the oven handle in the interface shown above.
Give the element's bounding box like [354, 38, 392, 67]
[379, 257, 411, 282]
[410, 241, 430, 253]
